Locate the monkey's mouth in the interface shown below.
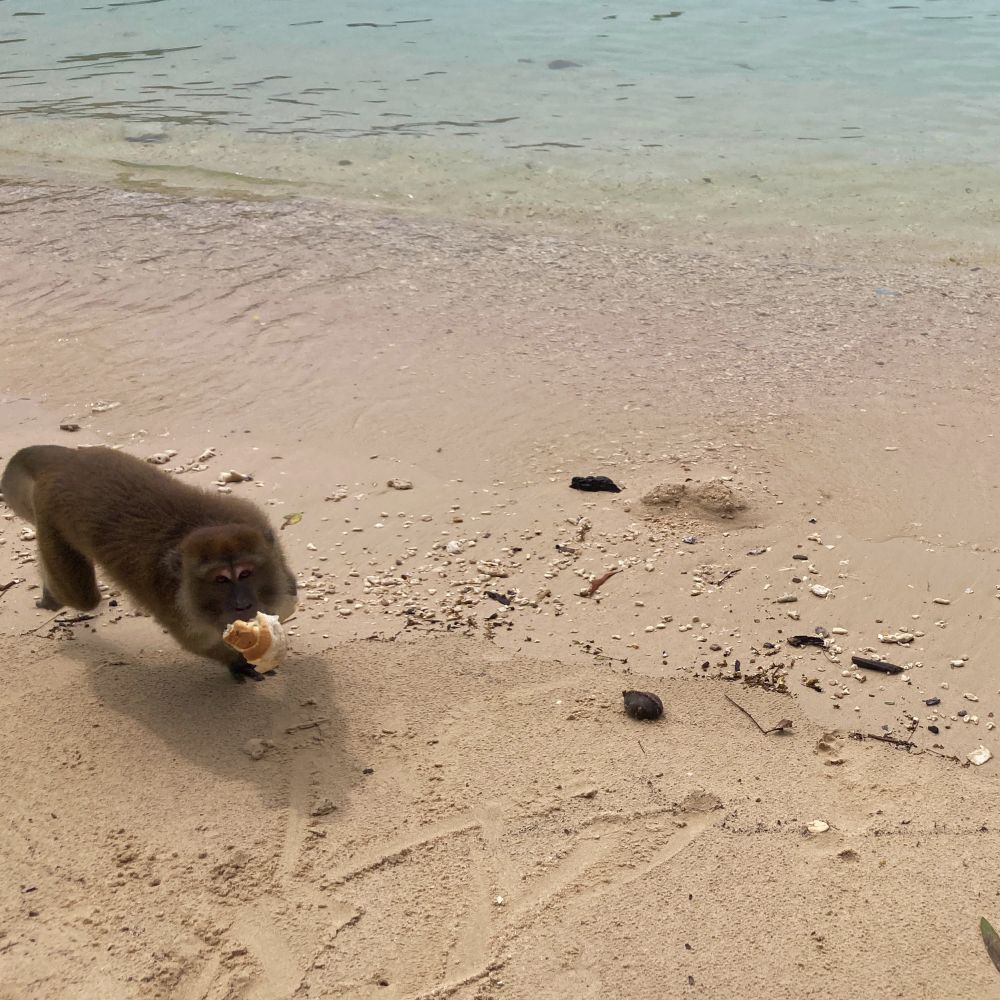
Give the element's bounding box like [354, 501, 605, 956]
[223, 610, 257, 627]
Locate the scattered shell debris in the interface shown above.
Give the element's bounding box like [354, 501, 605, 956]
[4, 448, 997, 768]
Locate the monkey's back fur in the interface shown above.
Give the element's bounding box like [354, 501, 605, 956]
[1, 444, 289, 634]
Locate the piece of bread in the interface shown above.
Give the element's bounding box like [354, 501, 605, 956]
[222, 612, 286, 672]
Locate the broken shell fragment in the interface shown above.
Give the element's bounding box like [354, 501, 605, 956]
[968, 745, 993, 767]
[222, 612, 287, 672]
[810, 584, 831, 598]
[622, 690, 664, 721]
[878, 631, 914, 645]
[146, 450, 178, 465]
[807, 820, 830, 834]
[387, 478, 413, 490]
[218, 469, 253, 484]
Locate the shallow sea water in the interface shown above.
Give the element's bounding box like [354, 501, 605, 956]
[2, 0, 999, 239]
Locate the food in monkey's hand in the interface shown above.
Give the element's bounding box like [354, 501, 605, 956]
[223, 612, 287, 672]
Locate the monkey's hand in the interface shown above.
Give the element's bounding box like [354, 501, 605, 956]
[228, 656, 266, 683]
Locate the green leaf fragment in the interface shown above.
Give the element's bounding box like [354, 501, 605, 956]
[980, 917, 1000, 974]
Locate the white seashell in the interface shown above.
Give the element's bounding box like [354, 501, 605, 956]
[446, 540, 463, 555]
[810, 584, 831, 598]
[967, 745, 992, 766]
[807, 820, 830, 834]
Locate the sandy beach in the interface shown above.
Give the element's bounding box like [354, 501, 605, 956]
[3, 176, 1000, 998]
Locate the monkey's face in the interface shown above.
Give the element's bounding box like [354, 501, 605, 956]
[181, 525, 290, 628]
[198, 560, 262, 626]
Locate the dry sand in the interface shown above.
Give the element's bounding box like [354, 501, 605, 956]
[2, 178, 1000, 998]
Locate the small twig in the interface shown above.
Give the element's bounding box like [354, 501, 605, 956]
[713, 568, 741, 587]
[0, 579, 19, 596]
[724, 693, 790, 735]
[285, 718, 330, 733]
[583, 567, 622, 598]
[21, 612, 64, 636]
[725, 693, 768, 734]
[850, 731, 915, 749]
[637, 739, 646, 756]
[55, 613, 96, 626]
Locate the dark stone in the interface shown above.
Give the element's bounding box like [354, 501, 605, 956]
[623, 690, 663, 721]
[570, 475, 621, 493]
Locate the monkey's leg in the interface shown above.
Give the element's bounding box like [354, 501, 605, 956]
[35, 523, 101, 612]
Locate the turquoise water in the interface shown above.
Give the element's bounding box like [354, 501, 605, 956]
[2, 1, 999, 234]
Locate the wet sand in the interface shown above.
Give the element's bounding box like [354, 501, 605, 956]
[2, 177, 1000, 998]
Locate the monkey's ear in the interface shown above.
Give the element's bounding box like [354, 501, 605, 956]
[163, 546, 183, 577]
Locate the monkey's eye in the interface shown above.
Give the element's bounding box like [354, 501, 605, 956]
[238, 568, 255, 580]
[214, 574, 231, 584]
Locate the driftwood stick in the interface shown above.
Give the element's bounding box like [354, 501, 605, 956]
[851, 655, 903, 675]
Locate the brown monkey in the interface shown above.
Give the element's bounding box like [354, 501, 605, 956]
[1, 445, 297, 681]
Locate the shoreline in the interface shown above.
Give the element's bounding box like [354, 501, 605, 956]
[4, 117, 1000, 260]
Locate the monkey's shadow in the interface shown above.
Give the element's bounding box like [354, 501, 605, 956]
[61, 628, 352, 807]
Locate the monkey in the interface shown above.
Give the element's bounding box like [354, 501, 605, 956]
[1, 444, 298, 682]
